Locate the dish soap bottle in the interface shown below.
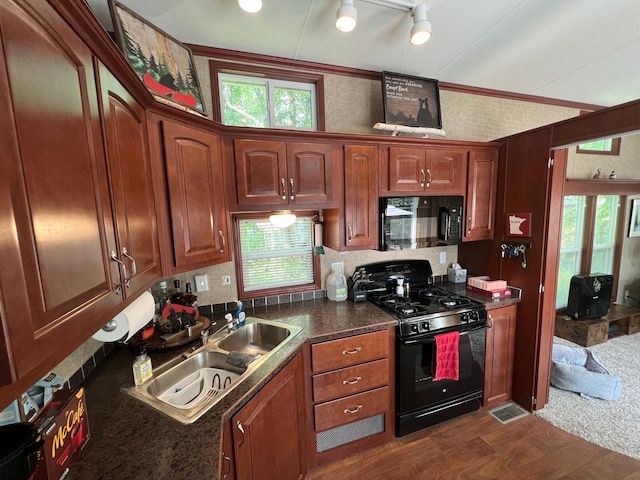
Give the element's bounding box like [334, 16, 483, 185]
[234, 301, 246, 327]
[327, 264, 348, 302]
[132, 344, 153, 386]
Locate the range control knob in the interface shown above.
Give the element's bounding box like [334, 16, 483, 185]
[421, 322, 429, 332]
[460, 312, 470, 323]
[470, 311, 479, 322]
[410, 324, 419, 333]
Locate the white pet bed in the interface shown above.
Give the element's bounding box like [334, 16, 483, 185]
[550, 343, 622, 401]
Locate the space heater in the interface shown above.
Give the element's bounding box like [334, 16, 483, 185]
[566, 273, 614, 320]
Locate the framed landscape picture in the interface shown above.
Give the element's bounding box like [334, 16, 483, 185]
[629, 198, 640, 238]
[109, 0, 206, 115]
[381, 71, 442, 129]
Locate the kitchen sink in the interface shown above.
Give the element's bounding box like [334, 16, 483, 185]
[216, 321, 292, 355]
[121, 317, 302, 424]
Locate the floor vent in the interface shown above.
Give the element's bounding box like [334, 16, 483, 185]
[488, 402, 529, 424]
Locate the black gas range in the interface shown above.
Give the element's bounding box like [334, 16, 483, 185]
[351, 260, 488, 436]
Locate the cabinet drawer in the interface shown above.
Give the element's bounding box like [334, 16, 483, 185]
[312, 359, 389, 403]
[311, 330, 389, 372]
[314, 386, 389, 432]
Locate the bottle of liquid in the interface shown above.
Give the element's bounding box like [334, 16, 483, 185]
[234, 301, 246, 327]
[132, 345, 153, 386]
[154, 281, 171, 331]
[327, 265, 348, 301]
[182, 282, 198, 308]
[225, 313, 234, 332]
[170, 279, 182, 305]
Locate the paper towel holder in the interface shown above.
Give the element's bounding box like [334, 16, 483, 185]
[102, 319, 118, 333]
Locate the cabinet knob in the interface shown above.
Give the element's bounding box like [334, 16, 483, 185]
[281, 178, 287, 200]
[426, 168, 432, 187]
[468, 217, 472, 233]
[342, 347, 361, 355]
[420, 168, 426, 188]
[289, 178, 295, 200]
[218, 230, 226, 253]
[344, 405, 363, 414]
[121, 247, 136, 288]
[347, 224, 353, 242]
[342, 376, 362, 385]
[236, 420, 245, 446]
[110, 251, 127, 294]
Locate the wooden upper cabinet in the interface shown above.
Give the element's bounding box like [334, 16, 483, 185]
[324, 144, 378, 251]
[160, 119, 231, 269]
[233, 138, 335, 207]
[0, 0, 122, 387]
[97, 63, 161, 296]
[464, 148, 498, 242]
[382, 146, 467, 196]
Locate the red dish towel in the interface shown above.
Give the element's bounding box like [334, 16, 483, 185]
[434, 331, 460, 381]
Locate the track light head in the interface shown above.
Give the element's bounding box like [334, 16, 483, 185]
[336, 0, 357, 33]
[239, 0, 262, 13]
[410, 3, 432, 45]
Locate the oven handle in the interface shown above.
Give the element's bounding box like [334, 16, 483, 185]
[401, 322, 489, 346]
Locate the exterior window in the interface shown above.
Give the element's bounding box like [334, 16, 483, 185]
[556, 195, 620, 309]
[576, 137, 621, 155]
[235, 214, 320, 298]
[218, 73, 317, 130]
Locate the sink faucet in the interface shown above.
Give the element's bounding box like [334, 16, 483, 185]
[199, 320, 220, 346]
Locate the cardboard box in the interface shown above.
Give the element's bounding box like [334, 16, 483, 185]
[20, 372, 64, 422]
[34, 388, 90, 480]
[466, 276, 508, 291]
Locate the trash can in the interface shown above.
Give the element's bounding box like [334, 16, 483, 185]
[0, 422, 43, 480]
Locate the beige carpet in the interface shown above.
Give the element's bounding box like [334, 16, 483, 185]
[535, 333, 640, 460]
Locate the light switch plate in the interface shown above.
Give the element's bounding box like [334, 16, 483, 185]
[194, 274, 209, 292]
[439, 252, 446, 264]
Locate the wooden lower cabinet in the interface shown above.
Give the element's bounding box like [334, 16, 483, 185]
[306, 328, 395, 467]
[484, 305, 518, 408]
[231, 353, 307, 480]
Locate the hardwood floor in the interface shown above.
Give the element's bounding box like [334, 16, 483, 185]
[306, 409, 640, 479]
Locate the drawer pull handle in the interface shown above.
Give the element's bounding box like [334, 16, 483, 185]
[344, 405, 363, 414]
[343, 376, 362, 385]
[342, 347, 361, 355]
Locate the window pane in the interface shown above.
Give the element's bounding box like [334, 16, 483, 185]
[273, 87, 313, 129]
[578, 138, 612, 151]
[556, 196, 586, 309]
[220, 77, 268, 127]
[590, 195, 618, 274]
[239, 217, 314, 292]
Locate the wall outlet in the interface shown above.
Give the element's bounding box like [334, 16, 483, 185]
[194, 274, 209, 292]
[331, 262, 344, 273]
[439, 252, 446, 264]
[222, 275, 231, 286]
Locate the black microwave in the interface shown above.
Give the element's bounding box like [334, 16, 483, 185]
[379, 196, 463, 250]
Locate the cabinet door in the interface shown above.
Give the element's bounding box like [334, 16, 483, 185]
[98, 63, 161, 296]
[464, 149, 498, 241]
[234, 139, 287, 205]
[484, 305, 517, 408]
[286, 142, 333, 204]
[387, 147, 425, 192]
[424, 149, 467, 195]
[344, 145, 378, 249]
[233, 353, 307, 480]
[162, 120, 230, 267]
[0, 0, 121, 386]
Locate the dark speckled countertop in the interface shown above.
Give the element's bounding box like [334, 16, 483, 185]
[69, 298, 396, 480]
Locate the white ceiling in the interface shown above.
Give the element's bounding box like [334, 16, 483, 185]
[85, 0, 640, 108]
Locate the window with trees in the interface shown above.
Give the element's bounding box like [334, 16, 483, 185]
[556, 194, 623, 309]
[234, 214, 320, 298]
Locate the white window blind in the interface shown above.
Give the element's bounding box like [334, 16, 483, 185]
[239, 217, 314, 292]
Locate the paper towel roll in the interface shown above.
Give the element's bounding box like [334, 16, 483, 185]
[92, 291, 155, 342]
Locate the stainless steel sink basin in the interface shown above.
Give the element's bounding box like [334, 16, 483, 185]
[121, 317, 302, 423]
[216, 321, 292, 355]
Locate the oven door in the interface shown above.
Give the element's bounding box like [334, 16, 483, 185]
[396, 323, 487, 416]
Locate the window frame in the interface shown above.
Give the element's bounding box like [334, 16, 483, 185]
[209, 60, 325, 131]
[233, 211, 321, 300]
[556, 180, 628, 312]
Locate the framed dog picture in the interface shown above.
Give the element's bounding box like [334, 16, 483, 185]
[109, 0, 206, 115]
[381, 71, 442, 129]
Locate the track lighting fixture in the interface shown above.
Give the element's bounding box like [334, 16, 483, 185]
[410, 3, 431, 45]
[239, 0, 262, 13]
[336, 0, 357, 32]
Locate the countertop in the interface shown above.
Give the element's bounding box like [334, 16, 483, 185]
[69, 298, 396, 480]
[69, 286, 519, 480]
